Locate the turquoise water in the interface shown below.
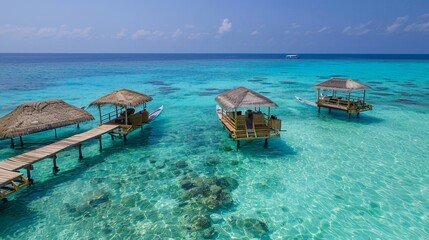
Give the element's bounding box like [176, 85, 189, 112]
[0, 54, 428, 239]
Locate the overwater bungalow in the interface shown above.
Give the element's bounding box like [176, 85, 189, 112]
[0, 99, 94, 148]
[313, 78, 373, 118]
[215, 87, 282, 148]
[89, 89, 162, 140]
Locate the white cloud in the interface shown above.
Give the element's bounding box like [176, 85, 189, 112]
[343, 24, 370, 36]
[57, 25, 92, 38]
[115, 29, 127, 39]
[188, 32, 210, 40]
[132, 29, 165, 40]
[386, 16, 409, 33]
[318, 26, 330, 33]
[132, 29, 150, 39]
[291, 23, 300, 29]
[419, 13, 429, 18]
[404, 22, 429, 32]
[251, 30, 260, 36]
[172, 29, 182, 38]
[218, 18, 232, 34]
[0, 24, 91, 38]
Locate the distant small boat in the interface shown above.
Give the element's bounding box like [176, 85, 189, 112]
[286, 54, 299, 59]
[295, 96, 317, 107]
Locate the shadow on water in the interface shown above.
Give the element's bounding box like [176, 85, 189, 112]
[225, 136, 297, 158]
[316, 109, 384, 124]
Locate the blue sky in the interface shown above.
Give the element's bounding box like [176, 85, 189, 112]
[1, 0, 429, 53]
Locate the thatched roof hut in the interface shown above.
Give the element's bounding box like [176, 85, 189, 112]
[89, 89, 153, 107]
[313, 78, 371, 92]
[0, 99, 94, 139]
[215, 87, 278, 109]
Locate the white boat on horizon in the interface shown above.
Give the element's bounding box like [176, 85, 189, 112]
[286, 54, 299, 59]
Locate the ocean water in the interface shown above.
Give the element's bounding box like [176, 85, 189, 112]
[0, 54, 428, 239]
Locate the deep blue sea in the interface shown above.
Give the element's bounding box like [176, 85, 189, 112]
[0, 54, 428, 239]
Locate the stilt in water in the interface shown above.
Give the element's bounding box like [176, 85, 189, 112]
[26, 165, 34, 184]
[348, 113, 351, 119]
[264, 138, 268, 146]
[99, 137, 103, 152]
[318, 107, 321, 113]
[10, 138, 15, 148]
[237, 140, 240, 149]
[77, 123, 80, 129]
[123, 134, 127, 142]
[357, 112, 360, 118]
[329, 108, 332, 114]
[78, 144, 83, 160]
[19, 136, 23, 147]
[54, 128, 58, 138]
[52, 155, 59, 174]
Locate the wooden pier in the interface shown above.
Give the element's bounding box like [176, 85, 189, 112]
[0, 124, 120, 200]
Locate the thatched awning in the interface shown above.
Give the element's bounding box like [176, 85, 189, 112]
[0, 100, 94, 139]
[313, 78, 371, 91]
[215, 86, 278, 109]
[89, 89, 153, 107]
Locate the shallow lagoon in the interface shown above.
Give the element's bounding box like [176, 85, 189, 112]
[0, 54, 428, 239]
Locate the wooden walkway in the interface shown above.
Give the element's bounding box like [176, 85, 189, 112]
[0, 124, 119, 199]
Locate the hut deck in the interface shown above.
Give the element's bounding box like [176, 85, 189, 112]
[217, 110, 280, 141]
[0, 124, 119, 199]
[0, 168, 29, 199]
[317, 97, 372, 113]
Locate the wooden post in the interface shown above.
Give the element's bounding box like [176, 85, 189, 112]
[98, 105, 102, 125]
[123, 134, 127, 142]
[26, 167, 33, 184]
[115, 106, 118, 118]
[125, 105, 128, 126]
[363, 90, 366, 104]
[318, 107, 321, 113]
[54, 128, 58, 138]
[99, 137, 103, 152]
[357, 112, 360, 118]
[77, 123, 80, 129]
[264, 138, 268, 146]
[78, 144, 83, 160]
[10, 138, 15, 148]
[19, 136, 23, 147]
[329, 108, 331, 114]
[237, 140, 240, 149]
[317, 89, 320, 102]
[234, 108, 237, 129]
[268, 107, 271, 122]
[52, 155, 59, 173]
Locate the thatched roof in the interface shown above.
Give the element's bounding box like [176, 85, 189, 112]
[313, 78, 371, 91]
[89, 89, 153, 107]
[0, 100, 94, 138]
[215, 87, 278, 109]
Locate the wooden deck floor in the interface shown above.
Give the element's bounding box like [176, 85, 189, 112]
[0, 124, 119, 199]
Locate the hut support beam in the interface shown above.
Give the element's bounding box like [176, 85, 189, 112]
[264, 138, 268, 146]
[78, 144, 83, 160]
[99, 137, 103, 152]
[26, 167, 33, 184]
[52, 155, 59, 174]
[10, 138, 14, 148]
[237, 140, 240, 149]
[123, 134, 127, 142]
[363, 90, 366, 104]
[19, 136, 23, 147]
[54, 128, 58, 138]
[98, 105, 102, 125]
